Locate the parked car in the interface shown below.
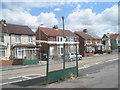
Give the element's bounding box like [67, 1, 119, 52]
[68, 53, 82, 62]
[41, 53, 53, 61]
[94, 50, 103, 54]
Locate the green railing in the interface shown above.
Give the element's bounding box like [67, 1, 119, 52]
[47, 67, 78, 83]
[22, 60, 39, 65]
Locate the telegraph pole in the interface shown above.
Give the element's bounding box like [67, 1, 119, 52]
[62, 16, 65, 70]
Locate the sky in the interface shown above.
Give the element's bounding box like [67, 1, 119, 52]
[0, 0, 119, 37]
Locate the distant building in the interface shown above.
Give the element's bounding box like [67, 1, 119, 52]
[75, 29, 103, 57]
[102, 33, 119, 50]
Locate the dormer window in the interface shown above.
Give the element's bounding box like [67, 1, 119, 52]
[15, 35, 21, 43]
[28, 35, 33, 43]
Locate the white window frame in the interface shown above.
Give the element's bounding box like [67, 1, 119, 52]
[15, 48, 24, 58]
[0, 36, 4, 42]
[28, 36, 33, 43]
[0, 46, 6, 57]
[15, 35, 21, 43]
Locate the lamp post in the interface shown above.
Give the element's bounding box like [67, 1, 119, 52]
[62, 16, 65, 70]
[39, 24, 43, 63]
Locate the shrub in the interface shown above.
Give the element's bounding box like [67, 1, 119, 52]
[104, 50, 112, 54]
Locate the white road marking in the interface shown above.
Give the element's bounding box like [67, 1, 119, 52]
[22, 76, 32, 79]
[0, 74, 45, 85]
[8, 76, 22, 79]
[78, 58, 118, 70]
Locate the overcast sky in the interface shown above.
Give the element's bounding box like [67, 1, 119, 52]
[0, 0, 119, 37]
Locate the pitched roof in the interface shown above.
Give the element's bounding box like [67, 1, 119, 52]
[75, 31, 94, 39]
[105, 33, 119, 40]
[39, 27, 78, 37]
[1, 23, 35, 35]
[88, 32, 101, 39]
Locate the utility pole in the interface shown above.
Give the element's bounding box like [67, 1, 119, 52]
[62, 16, 65, 70]
[39, 24, 43, 63]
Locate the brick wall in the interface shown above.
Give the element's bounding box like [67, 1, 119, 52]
[0, 60, 13, 67]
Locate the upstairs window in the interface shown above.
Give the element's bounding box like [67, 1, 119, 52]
[0, 36, 4, 42]
[50, 37, 54, 41]
[28, 36, 33, 43]
[15, 35, 21, 43]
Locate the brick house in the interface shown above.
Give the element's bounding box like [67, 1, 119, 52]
[35, 25, 79, 56]
[0, 21, 39, 60]
[75, 29, 103, 57]
[102, 33, 119, 50]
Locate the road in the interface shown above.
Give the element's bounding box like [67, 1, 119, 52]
[1, 52, 119, 88]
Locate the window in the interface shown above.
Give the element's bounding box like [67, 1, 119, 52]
[0, 36, 4, 42]
[61, 48, 63, 54]
[118, 40, 120, 43]
[0, 47, 6, 57]
[57, 37, 59, 42]
[15, 35, 21, 43]
[50, 37, 54, 41]
[61, 37, 63, 42]
[15, 48, 24, 57]
[86, 46, 93, 53]
[28, 36, 33, 43]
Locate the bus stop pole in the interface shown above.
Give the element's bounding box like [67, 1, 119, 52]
[46, 44, 50, 82]
[62, 16, 65, 70]
[76, 44, 78, 76]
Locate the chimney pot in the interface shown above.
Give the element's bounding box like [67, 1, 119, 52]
[83, 29, 87, 33]
[53, 25, 58, 29]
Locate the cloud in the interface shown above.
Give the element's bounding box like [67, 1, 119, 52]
[66, 5, 118, 37]
[73, 4, 81, 12]
[54, 8, 61, 11]
[37, 12, 58, 26]
[0, 9, 58, 31]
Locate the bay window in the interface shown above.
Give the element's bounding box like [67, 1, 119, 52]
[0, 46, 6, 57]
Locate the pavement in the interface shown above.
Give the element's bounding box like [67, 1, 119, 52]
[0, 52, 115, 71]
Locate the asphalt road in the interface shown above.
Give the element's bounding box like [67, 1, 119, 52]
[1, 52, 119, 88]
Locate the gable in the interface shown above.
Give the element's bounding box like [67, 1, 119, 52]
[102, 34, 109, 40]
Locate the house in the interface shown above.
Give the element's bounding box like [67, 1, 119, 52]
[75, 29, 103, 57]
[88, 32, 104, 54]
[0, 20, 39, 60]
[102, 33, 119, 50]
[35, 25, 79, 57]
[116, 34, 120, 50]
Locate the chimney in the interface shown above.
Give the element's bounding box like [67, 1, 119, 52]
[0, 20, 7, 26]
[83, 29, 87, 33]
[53, 25, 58, 29]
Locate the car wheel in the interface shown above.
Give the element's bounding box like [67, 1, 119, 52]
[79, 57, 82, 60]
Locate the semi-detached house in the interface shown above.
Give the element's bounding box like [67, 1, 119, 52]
[102, 33, 119, 50]
[0, 21, 39, 60]
[36, 25, 79, 56]
[75, 29, 103, 57]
